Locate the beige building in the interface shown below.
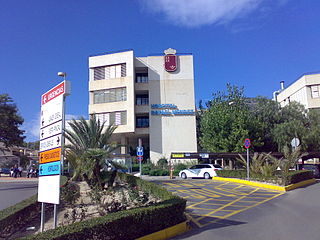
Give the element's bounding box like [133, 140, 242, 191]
[88, 49, 197, 163]
[275, 73, 320, 109]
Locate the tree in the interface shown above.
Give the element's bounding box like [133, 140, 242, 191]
[200, 84, 254, 152]
[0, 94, 25, 147]
[65, 116, 120, 189]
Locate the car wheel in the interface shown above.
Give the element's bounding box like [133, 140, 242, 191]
[181, 172, 187, 179]
[204, 172, 211, 179]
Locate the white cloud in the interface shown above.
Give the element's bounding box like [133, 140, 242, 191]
[141, 0, 266, 27]
[22, 112, 40, 142]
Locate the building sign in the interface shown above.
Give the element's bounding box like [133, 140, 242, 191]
[164, 48, 178, 72]
[151, 103, 195, 116]
[39, 148, 61, 164]
[39, 161, 61, 176]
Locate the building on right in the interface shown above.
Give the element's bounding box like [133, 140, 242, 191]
[275, 73, 320, 110]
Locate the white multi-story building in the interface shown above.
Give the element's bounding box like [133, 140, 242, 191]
[275, 73, 320, 110]
[88, 49, 197, 163]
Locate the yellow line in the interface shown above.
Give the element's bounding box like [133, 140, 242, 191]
[185, 212, 203, 228]
[186, 198, 211, 208]
[195, 188, 259, 221]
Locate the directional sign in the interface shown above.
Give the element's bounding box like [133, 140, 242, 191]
[40, 121, 62, 140]
[39, 161, 61, 176]
[136, 146, 143, 156]
[39, 134, 62, 152]
[41, 81, 70, 105]
[40, 95, 63, 129]
[244, 138, 251, 149]
[39, 148, 61, 164]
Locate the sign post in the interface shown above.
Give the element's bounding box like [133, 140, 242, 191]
[244, 138, 251, 180]
[137, 139, 143, 176]
[38, 80, 70, 231]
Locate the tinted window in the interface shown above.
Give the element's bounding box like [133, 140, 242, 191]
[189, 165, 197, 169]
[202, 165, 212, 168]
[213, 164, 222, 168]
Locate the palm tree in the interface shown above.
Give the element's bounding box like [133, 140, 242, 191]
[65, 116, 120, 189]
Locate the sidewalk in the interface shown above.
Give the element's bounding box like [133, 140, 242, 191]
[0, 176, 38, 182]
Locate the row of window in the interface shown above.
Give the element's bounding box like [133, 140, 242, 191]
[92, 64, 149, 83]
[93, 111, 127, 126]
[93, 87, 127, 104]
[93, 112, 149, 128]
[93, 63, 126, 80]
[311, 85, 320, 99]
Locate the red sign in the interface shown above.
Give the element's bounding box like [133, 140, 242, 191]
[244, 138, 251, 149]
[137, 156, 143, 162]
[164, 54, 177, 72]
[41, 82, 65, 105]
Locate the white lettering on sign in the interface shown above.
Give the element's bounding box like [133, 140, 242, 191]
[40, 134, 62, 152]
[40, 121, 62, 140]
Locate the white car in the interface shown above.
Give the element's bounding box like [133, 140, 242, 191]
[179, 164, 222, 179]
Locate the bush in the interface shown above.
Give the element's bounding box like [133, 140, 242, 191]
[142, 164, 153, 175]
[283, 170, 314, 185]
[21, 173, 186, 240]
[216, 169, 314, 186]
[132, 163, 140, 172]
[149, 169, 169, 176]
[174, 163, 187, 171]
[157, 158, 168, 169]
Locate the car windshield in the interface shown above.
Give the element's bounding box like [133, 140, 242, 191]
[213, 164, 222, 168]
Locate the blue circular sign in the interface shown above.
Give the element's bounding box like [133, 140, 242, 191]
[244, 138, 251, 149]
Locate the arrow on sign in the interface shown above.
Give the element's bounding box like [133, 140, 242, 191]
[41, 119, 44, 126]
[40, 166, 43, 175]
[57, 136, 60, 145]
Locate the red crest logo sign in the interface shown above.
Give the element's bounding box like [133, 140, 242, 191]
[164, 54, 177, 72]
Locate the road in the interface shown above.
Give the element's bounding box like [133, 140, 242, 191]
[167, 180, 320, 240]
[0, 179, 38, 211]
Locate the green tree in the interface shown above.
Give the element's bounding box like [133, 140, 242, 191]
[200, 84, 254, 152]
[0, 94, 25, 147]
[65, 116, 120, 189]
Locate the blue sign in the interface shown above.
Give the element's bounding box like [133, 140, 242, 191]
[39, 161, 61, 176]
[136, 146, 143, 156]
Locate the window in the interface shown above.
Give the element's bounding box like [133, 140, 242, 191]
[136, 73, 148, 83]
[93, 63, 126, 81]
[136, 116, 149, 128]
[311, 85, 320, 98]
[93, 87, 127, 104]
[136, 94, 149, 105]
[93, 111, 127, 126]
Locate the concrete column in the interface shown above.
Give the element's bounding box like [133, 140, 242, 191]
[229, 159, 233, 169]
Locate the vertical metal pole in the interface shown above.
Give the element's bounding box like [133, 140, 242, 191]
[138, 138, 142, 176]
[53, 204, 58, 228]
[247, 148, 250, 180]
[40, 202, 45, 232]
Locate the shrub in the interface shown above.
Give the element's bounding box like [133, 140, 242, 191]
[61, 181, 81, 206]
[142, 164, 153, 175]
[157, 158, 168, 169]
[21, 173, 186, 240]
[174, 163, 187, 171]
[283, 170, 313, 185]
[149, 169, 169, 176]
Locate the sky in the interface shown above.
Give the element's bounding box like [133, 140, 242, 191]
[1, 0, 320, 142]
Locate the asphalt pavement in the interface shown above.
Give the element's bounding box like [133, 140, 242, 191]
[164, 179, 320, 240]
[0, 177, 38, 211]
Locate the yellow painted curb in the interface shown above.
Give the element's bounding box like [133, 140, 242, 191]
[213, 177, 316, 192]
[136, 221, 190, 240]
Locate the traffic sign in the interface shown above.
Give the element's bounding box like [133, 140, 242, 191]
[41, 81, 70, 105]
[39, 148, 61, 164]
[291, 138, 300, 148]
[40, 121, 62, 140]
[39, 161, 61, 176]
[39, 134, 62, 152]
[244, 138, 251, 149]
[137, 156, 143, 161]
[137, 146, 143, 156]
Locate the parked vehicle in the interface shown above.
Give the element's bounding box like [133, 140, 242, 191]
[0, 168, 11, 176]
[299, 164, 320, 178]
[179, 164, 223, 179]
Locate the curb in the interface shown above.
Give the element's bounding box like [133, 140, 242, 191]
[213, 177, 317, 192]
[136, 221, 190, 240]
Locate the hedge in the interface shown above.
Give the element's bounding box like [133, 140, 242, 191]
[216, 170, 314, 186]
[19, 173, 186, 240]
[0, 176, 67, 239]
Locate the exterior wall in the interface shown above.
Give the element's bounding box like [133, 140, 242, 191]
[88, 50, 197, 163]
[88, 50, 135, 133]
[277, 73, 320, 109]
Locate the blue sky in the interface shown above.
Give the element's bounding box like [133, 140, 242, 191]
[1, 0, 320, 142]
